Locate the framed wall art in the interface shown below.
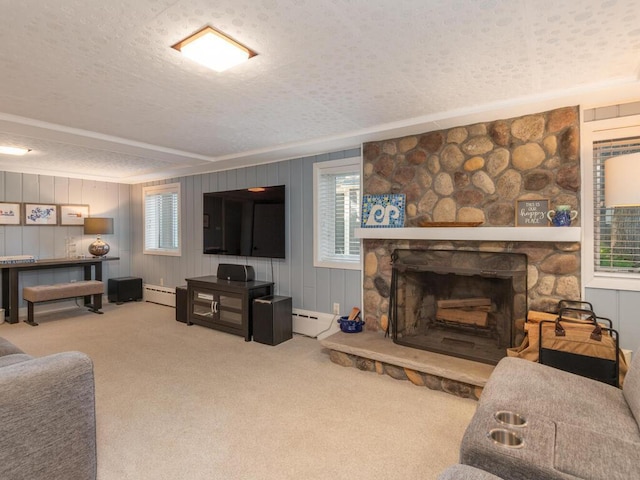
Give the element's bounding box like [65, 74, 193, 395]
[361, 194, 406, 228]
[24, 203, 58, 226]
[0, 202, 21, 225]
[60, 204, 90, 226]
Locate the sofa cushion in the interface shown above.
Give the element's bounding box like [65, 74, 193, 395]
[0, 351, 97, 480]
[623, 350, 640, 427]
[0, 337, 24, 357]
[438, 464, 504, 479]
[554, 423, 640, 480]
[0, 353, 34, 368]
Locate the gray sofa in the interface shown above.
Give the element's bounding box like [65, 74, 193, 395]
[438, 464, 504, 479]
[453, 350, 640, 480]
[0, 337, 97, 480]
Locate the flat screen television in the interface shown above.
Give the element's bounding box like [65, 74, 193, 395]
[203, 185, 286, 259]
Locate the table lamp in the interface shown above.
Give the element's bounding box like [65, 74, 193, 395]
[605, 152, 640, 207]
[84, 217, 114, 257]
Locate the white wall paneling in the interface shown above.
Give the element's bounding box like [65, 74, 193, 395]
[0, 172, 131, 309]
[131, 148, 363, 318]
[586, 288, 640, 351]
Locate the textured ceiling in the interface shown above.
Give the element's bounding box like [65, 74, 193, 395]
[0, 0, 639, 184]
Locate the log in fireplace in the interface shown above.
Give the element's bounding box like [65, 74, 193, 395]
[390, 249, 527, 365]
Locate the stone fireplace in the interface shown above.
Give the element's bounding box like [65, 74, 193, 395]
[361, 106, 582, 355]
[322, 105, 583, 400]
[390, 249, 527, 364]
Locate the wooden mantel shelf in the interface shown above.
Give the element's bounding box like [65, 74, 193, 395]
[354, 226, 581, 242]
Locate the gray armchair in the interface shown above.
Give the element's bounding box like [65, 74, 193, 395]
[0, 337, 97, 480]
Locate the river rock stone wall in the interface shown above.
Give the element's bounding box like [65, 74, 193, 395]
[328, 350, 482, 400]
[362, 106, 581, 332]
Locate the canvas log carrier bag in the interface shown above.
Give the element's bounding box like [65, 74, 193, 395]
[507, 308, 628, 386]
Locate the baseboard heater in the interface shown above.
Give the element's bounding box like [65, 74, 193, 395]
[292, 308, 339, 339]
[143, 284, 176, 307]
[141, 289, 338, 337]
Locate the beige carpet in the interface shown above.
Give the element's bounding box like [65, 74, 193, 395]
[0, 301, 476, 480]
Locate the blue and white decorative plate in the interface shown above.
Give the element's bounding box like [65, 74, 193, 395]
[361, 194, 405, 228]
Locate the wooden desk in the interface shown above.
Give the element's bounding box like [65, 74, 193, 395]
[1, 257, 119, 324]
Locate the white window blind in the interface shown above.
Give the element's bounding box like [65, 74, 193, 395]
[313, 158, 361, 269]
[143, 183, 181, 256]
[594, 137, 640, 272]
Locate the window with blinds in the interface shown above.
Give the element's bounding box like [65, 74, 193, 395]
[594, 137, 640, 273]
[313, 157, 361, 269]
[143, 183, 181, 256]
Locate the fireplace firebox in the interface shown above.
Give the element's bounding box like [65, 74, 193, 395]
[390, 249, 527, 365]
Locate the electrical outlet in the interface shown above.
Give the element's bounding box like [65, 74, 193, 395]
[160, 278, 164, 286]
[333, 303, 340, 315]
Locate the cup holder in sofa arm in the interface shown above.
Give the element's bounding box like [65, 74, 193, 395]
[487, 428, 524, 448]
[494, 410, 527, 427]
[461, 406, 561, 479]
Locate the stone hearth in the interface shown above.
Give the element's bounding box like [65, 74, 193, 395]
[320, 331, 493, 400]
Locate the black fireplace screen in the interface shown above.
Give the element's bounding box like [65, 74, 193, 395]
[389, 249, 527, 365]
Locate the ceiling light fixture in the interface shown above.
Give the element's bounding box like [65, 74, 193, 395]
[172, 26, 256, 73]
[0, 146, 31, 156]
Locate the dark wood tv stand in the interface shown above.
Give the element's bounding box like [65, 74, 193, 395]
[185, 275, 273, 341]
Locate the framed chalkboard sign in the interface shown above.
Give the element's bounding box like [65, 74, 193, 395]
[515, 199, 549, 226]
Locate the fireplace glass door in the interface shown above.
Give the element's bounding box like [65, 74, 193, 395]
[390, 249, 527, 365]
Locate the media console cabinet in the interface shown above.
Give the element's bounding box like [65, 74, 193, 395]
[185, 275, 273, 341]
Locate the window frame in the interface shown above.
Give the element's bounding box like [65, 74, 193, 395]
[582, 113, 640, 292]
[313, 156, 362, 270]
[143, 182, 181, 256]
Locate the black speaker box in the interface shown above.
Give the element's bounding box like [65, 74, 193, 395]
[253, 295, 292, 346]
[217, 264, 255, 282]
[175, 285, 188, 323]
[108, 277, 143, 304]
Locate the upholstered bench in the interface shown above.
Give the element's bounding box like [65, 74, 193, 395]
[22, 280, 104, 326]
